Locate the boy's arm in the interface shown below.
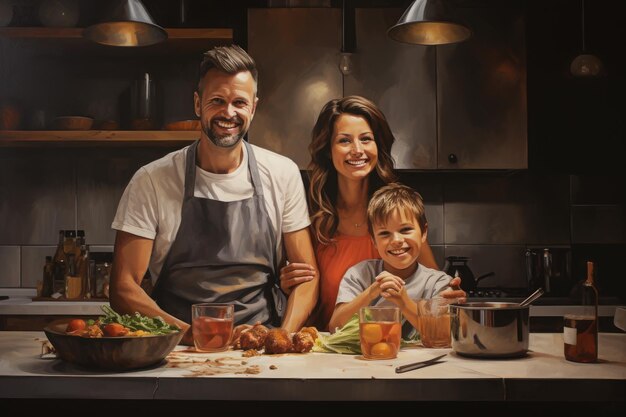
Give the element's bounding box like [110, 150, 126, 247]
[328, 284, 380, 332]
[387, 289, 420, 330]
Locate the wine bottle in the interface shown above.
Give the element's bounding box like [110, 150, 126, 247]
[564, 261, 598, 363]
[41, 256, 54, 298]
[52, 230, 67, 297]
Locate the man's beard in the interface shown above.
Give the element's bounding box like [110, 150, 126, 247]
[202, 116, 246, 148]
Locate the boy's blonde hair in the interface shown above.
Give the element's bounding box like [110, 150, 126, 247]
[367, 183, 427, 234]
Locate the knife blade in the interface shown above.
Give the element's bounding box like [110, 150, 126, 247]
[395, 353, 447, 374]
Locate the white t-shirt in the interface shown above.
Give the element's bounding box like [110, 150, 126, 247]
[112, 142, 310, 283]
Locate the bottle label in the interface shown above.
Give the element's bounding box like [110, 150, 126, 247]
[563, 326, 577, 345]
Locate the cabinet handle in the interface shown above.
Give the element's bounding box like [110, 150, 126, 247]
[448, 153, 458, 164]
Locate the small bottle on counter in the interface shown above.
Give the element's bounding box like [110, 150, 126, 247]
[75, 243, 89, 299]
[64, 253, 82, 300]
[41, 256, 54, 298]
[52, 230, 67, 297]
[63, 229, 77, 258]
[564, 261, 598, 363]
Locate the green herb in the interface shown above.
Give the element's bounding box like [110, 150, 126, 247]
[313, 314, 362, 354]
[99, 305, 180, 335]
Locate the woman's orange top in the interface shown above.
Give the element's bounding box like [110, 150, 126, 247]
[313, 234, 380, 331]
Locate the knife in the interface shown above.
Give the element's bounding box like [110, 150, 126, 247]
[395, 354, 447, 374]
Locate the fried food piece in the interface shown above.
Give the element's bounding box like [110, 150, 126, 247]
[230, 324, 254, 349]
[299, 327, 319, 341]
[242, 349, 261, 357]
[251, 323, 269, 342]
[239, 323, 270, 350]
[291, 330, 315, 353]
[264, 328, 293, 354]
[240, 331, 261, 350]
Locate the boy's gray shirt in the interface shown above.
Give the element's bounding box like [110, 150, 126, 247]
[335, 259, 452, 337]
[336, 259, 452, 306]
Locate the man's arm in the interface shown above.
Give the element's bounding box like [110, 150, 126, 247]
[279, 227, 319, 332]
[110, 230, 192, 344]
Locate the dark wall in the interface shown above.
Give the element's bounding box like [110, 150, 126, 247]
[526, 0, 626, 173]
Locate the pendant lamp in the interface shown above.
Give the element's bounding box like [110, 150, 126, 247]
[570, 0, 603, 77]
[83, 0, 167, 47]
[388, 0, 471, 46]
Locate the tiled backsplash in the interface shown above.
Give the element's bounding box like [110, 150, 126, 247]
[1, 146, 624, 299]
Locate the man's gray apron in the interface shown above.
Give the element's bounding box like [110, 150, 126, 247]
[152, 139, 280, 326]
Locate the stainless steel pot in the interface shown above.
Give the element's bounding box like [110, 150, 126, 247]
[450, 302, 529, 358]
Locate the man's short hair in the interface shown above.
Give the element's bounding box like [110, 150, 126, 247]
[198, 44, 258, 94]
[367, 183, 427, 234]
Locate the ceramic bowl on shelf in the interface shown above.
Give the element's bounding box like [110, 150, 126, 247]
[163, 119, 201, 131]
[53, 116, 93, 130]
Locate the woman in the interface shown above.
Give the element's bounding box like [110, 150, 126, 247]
[281, 96, 449, 331]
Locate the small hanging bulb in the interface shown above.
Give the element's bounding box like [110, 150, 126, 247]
[570, 0, 604, 77]
[339, 52, 353, 76]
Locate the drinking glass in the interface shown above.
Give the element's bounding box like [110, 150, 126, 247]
[359, 306, 401, 360]
[191, 303, 234, 352]
[417, 297, 451, 348]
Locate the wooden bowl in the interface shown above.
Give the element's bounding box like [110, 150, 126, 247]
[163, 119, 201, 130]
[53, 116, 93, 130]
[44, 319, 184, 371]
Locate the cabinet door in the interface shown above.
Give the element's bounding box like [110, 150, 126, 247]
[437, 4, 527, 169]
[248, 8, 343, 169]
[344, 9, 437, 170]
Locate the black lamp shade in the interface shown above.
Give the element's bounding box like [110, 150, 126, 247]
[388, 0, 471, 45]
[83, 0, 167, 47]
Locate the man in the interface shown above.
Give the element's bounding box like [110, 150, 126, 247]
[110, 45, 318, 344]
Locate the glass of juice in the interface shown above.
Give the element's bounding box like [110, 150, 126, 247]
[359, 306, 401, 360]
[191, 303, 234, 352]
[416, 297, 451, 348]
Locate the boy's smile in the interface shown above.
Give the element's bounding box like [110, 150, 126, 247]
[372, 209, 427, 279]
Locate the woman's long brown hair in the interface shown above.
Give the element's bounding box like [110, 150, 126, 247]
[308, 96, 397, 245]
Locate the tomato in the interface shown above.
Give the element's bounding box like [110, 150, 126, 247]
[66, 319, 86, 333]
[361, 323, 383, 344]
[370, 342, 393, 358]
[103, 323, 128, 337]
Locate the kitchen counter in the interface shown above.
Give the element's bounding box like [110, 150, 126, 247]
[0, 332, 624, 403]
[0, 297, 108, 315]
[0, 296, 620, 318]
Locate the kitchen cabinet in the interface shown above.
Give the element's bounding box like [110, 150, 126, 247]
[250, 6, 526, 170]
[347, 7, 527, 169]
[247, 8, 343, 169]
[0, 26, 233, 146]
[345, 8, 437, 169]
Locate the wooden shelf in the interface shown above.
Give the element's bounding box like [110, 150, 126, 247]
[0, 130, 199, 147]
[0, 27, 233, 56]
[0, 27, 232, 40]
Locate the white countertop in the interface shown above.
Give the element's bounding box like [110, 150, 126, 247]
[0, 297, 108, 315]
[0, 296, 621, 318]
[0, 332, 624, 402]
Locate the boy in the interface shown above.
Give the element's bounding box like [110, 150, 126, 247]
[328, 183, 463, 334]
